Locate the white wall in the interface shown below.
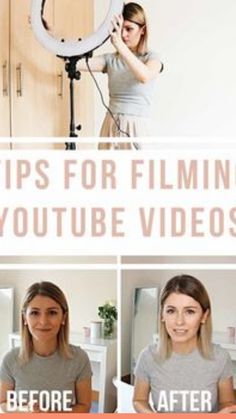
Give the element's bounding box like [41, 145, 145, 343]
[122, 256, 236, 263]
[121, 268, 236, 376]
[93, 0, 236, 137]
[0, 256, 117, 264]
[154, 0, 236, 136]
[0, 269, 117, 334]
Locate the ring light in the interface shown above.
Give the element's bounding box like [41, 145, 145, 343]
[31, 0, 124, 57]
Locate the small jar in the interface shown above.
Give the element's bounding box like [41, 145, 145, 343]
[83, 326, 90, 338]
[227, 326, 236, 343]
[90, 321, 102, 339]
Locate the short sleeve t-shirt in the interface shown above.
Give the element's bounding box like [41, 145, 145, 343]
[134, 343, 233, 413]
[0, 345, 92, 408]
[102, 51, 159, 117]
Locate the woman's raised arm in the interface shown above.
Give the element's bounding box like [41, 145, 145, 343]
[110, 15, 162, 83]
[77, 55, 106, 72]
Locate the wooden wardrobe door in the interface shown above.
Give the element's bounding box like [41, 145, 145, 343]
[10, 0, 64, 141]
[54, 0, 95, 137]
[0, 0, 10, 137]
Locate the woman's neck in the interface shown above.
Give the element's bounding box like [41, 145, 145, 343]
[171, 338, 198, 355]
[129, 46, 138, 53]
[32, 338, 58, 357]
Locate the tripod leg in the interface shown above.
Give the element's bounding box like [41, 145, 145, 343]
[65, 77, 77, 150]
[65, 142, 76, 150]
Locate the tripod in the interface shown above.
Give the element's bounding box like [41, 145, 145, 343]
[63, 51, 92, 150]
[63, 56, 82, 150]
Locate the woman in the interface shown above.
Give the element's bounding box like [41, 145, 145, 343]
[78, 2, 163, 149]
[133, 275, 236, 413]
[0, 281, 92, 413]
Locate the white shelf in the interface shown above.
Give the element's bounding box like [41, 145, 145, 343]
[213, 331, 236, 347]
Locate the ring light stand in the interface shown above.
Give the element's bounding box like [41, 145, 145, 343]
[63, 52, 92, 150]
[66, 56, 81, 149]
[31, 0, 124, 149]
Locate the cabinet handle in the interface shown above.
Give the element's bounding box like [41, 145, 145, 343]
[57, 72, 63, 97]
[16, 64, 23, 97]
[2, 61, 8, 96]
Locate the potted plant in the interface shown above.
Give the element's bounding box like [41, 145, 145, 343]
[98, 301, 117, 338]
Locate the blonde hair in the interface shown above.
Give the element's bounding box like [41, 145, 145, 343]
[158, 275, 212, 360]
[123, 2, 148, 55]
[19, 281, 72, 363]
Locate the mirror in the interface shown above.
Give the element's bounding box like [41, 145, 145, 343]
[0, 288, 14, 359]
[131, 287, 159, 381]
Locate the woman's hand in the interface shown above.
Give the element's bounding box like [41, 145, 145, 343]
[109, 14, 162, 83]
[72, 378, 92, 413]
[133, 378, 155, 413]
[218, 377, 236, 413]
[218, 404, 236, 413]
[109, 15, 125, 52]
[28, 400, 41, 413]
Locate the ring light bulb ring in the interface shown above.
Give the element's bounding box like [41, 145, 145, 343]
[31, 0, 124, 57]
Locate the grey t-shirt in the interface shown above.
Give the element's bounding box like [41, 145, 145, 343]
[102, 51, 159, 117]
[0, 345, 92, 408]
[134, 343, 233, 413]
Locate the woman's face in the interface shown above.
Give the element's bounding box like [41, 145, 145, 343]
[121, 19, 145, 51]
[24, 295, 65, 344]
[161, 292, 208, 349]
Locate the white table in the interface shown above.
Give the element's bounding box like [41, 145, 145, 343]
[8, 332, 117, 413]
